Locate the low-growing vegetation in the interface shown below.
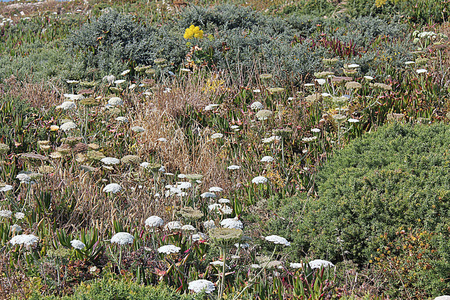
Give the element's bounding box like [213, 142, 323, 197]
[0, 0, 449, 299]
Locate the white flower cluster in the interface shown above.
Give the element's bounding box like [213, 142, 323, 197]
[265, 235, 291, 246]
[0, 210, 12, 218]
[250, 101, 264, 111]
[71, 239, 86, 250]
[60, 121, 77, 132]
[110, 232, 134, 245]
[101, 157, 121, 165]
[145, 216, 164, 227]
[252, 176, 268, 184]
[309, 259, 335, 269]
[188, 279, 215, 294]
[221, 218, 243, 229]
[103, 183, 122, 194]
[157, 244, 181, 254]
[10, 234, 39, 247]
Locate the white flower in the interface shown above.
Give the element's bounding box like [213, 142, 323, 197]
[311, 128, 321, 133]
[103, 183, 122, 194]
[10, 224, 22, 234]
[120, 70, 130, 76]
[347, 63, 360, 69]
[211, 133, 223, 139]
[188, 279, 215, 294]
[315, 79, 326, 85]
[66, 80, 79, 84]
[16, 173, 31, 183]
[219, 205, 233, 215]
[201, 192, 216, 199]
[101, 157, 121, 165]
[10, 234, 39, 246]
[252, 176, 268, 184]
[416, 69, 427, 74]
[230, 125, 240, 131]
[265, 235, 291, 246]
[110, 232, 134, 245]
[129, 84, 136, 90]
[131, 126, 145, 133]
[71, 239, 86, 250]
[192, 232, 207, 242]
[208, 203, 222, 211]
[309, 259, 335, 269]
[108, 97, 123, 106]
[0, 210, 12, 218]
[209, 186, 223, 193]
[157, 244, 181, 254]
[251, 264, 261, 269]
[364, 76, 374, 81]
[235, 242, 249, 248]
[261, 156, 274, 162]
[290, 263, 305, 269]
[250, 101, 264, 110]
[164, 221, 182, 231]
[182, 225, 196, 232]
[348, 118, 360, 123]
[204, 104, 219, 111]
[253, 89, 261, 93]
[404, 61, 415, 65]
[321, 93, 331, 97]
[210, 260, 226, 267]
[60, 121, 77, 132]
[0, 185, 13, 192]
[262, 136, 281, 143]
[115, 116, 128, 122]
[219, 198, 230, 204]
[203, 220, 216, 230]
[221, 218, 243, 229]
[102, 75, 116, 84]
[227, 165, 241, 170]
[63, 94, 84, 101]
[302, 136, 317, 142]
[56, 101, 76, 110]
[157, 138, 168, 142]
[114, 79, 126, 85]
[177, 182, 192, 189]
[145, 216, 164, 227]
[304, 83, 315, 87]
[15, 212, 25, 219]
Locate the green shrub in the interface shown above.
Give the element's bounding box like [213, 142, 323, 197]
[268, 122, 450, 296]
[30, 278, 197, 300]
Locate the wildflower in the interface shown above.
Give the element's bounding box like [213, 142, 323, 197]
[348, 118, 360, 123]
[227, 165, 241, 170]
[311, 128, 321, 133]
[309, 259, 335, 269]
[253, 89, 261, 93]
[177, 182, 192, 189]
[101, 157, 120, 165]
[0, 210, 12, 218]
[102, 75, 115, 84]
[184, 25, 204, 39]
[219, 205, 233, 215]
[103, 183, 122, 194]
[404, 61, 415, 65]
[131, 126, 145, 133]
[157, 138, 167, 142]
[211, 133, 223, 139]
[302, 136, 317, 142]
[345, 81, 362, 89]
[261, 156, 274, 162]
[188, 279, 215, 294]
[251, 264, 261, 269]
[208, 203, 222, 211]
[364, 76, 374, 81]
[201, 192, 216, 199]
[209, 186, 223, 193]
[114, 79, 126, 85]
[315, 79, 326, 85]
[259, 74, 273, 80]
[10, 234, 39, 247]
[262, 136, 281, 143]
[111, 232, 134, 245]
[268, 87, 284, 94]
[230, 125, 240, 131]
[204, 220, 216, 230]
[108, 97, 123, 106]
[164, 221, 182, 231]
[115, 116, 128, 122]
[145, 216, 164, 227]
[265, 235, 290, 246]
[50, 125, 59, 131]
[16, 173, 31, 183]
[256, 109, 273, 121]
[371, 82, 392, 90]
[56, 101, 76, 110]
[250, 101, 264, 111]
[416, 69, 427, 74]
[204, 104, 219, 111]
[221, 218, 243, 229]
[70, 239, 86, 250]
[11, 224, 22, 234]
[157, 244, 181, 254]
[252, 176, 268, 184]
[0, 185, 13, 192]
[120, 70, 130, 76]
[66, 80, 79, 84]
[182, 225, 196, 232]
[290, 263, 305, 269]
[346, 63, 360, 69]
[60, 121, 77, 132]
[304, 83, 315, 87]
[219, 198, 230, 204]
[210, 260, 226, 267]
[121, 155, 140, 164]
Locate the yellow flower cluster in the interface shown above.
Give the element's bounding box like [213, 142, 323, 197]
[184, 25, 204, 39]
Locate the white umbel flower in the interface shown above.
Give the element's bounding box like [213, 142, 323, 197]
[227, 165, 241, 170]
[110, 232, 134, 245]
[221, 218, 243, 229]
[10, 234, 39, 246]
[157, 244, 181, 254]
[131, 126, 145, 133]
[16, 173, 31, 183]
[203, 220, 216, 230]
[60, 121, 77, 132]
[164, 221, 182, 231]
[108, 97, 123, 106]
[10, 224, 22, 234]
[0, 185, 13, 192]
[14, 212, 25, 219]
[265, 235, 291, 246]
[261, 156, 274, 162]
[209, 186, 223, 193]
[103, 183, 122, 194]
[250, 101, 264, 111]
[416, 69, 427, 74]
[182, 225, 196, 232]
[70, 239, 86, 250]
[218, 198, 230, 204]
[188, 279, 215, 294]
[252, 176, 268, 184]
[211, 133, 223, 139]
[101, 157, 121, 165]
[290, 263, 305, 269]
[145, 216, 164, 227]
[309, 259, 335, 269]
[0, 210, 12, 218]
[200, 192, 216, 199]
[56, 101, 76, 110]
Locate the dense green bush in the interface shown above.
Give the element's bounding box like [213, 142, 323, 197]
[267, 122, 450, 296]
[29, 278, 197, 300]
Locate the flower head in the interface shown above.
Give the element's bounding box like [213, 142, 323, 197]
[103, 183, 122, 194]
[265, 235, 290, 246]
[0, 210, 12, 218]
[309, 259, 335, 269]
[101, 157, 121, 165]
[110, 232, 134, 245]
[188, 279, 215, 294]
[252, 176, 268, 184]
[60, 121, 77, 132]
[184, 25, 204, 39]
[145, 216, 164, 227]
[71, 239, 86, 250]
[157, 244, 181, 254]
[10, 234, 39, 247]
[221, 218, 243, 229]
[250, 101, 264, 111]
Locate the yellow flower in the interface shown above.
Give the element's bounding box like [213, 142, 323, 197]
[184, 24, 203, 39]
